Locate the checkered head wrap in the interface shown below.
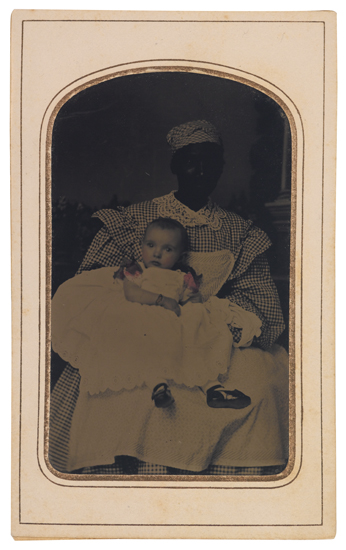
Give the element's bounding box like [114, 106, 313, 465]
[166, 120, 222, 153]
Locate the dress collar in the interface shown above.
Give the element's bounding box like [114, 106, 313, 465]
[152, 191, 226, 230]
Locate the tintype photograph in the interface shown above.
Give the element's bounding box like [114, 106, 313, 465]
[49, 71, 291, 478]
[11, 10, 336, 539]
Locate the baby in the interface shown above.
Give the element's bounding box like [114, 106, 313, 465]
[52, 217, 251, 411]
[115, 217, 251, 409]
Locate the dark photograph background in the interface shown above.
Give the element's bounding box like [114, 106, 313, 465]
[51, 71, 291, 387]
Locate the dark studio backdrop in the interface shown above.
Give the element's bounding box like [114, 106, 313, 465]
[51, 71, 291, 385]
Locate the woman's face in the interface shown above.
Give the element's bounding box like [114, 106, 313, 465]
[172, 142, 224, 198]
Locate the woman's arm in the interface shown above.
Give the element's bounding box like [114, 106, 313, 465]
[123, 279, 181, 316]
[77, 208, 136, 274]
[77, 227, 120, 274]
[218, 253, 285, 350]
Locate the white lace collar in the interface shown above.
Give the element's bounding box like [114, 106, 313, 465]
[152, 191, 226, 230]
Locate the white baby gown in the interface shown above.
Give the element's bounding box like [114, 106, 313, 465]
[51, 257, 258, 395]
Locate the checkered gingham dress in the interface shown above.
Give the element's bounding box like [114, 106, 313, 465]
[49, 193, 286, 476]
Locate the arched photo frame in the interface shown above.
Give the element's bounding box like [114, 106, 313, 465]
[44, 63, 298, 484]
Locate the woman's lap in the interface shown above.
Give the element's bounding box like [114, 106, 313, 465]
[48, 345, 289, 474]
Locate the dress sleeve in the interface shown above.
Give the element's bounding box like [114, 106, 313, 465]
[180, 270, 202, 302]
[115, 259, 143, 283]
[183, 271, 200, 293]
[217, 253, 285, 350]
[77, 208, 139, 274]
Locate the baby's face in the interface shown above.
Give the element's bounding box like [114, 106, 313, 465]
[142, 226, 183, 269]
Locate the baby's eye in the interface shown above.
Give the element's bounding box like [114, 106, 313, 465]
[146, 242, 154, 248]
[165, 247, 172, 252]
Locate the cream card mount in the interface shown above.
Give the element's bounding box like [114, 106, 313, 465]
[11, 10, 336, 540]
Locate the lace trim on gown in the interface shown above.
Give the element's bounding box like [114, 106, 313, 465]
[152, 191, 227, 230]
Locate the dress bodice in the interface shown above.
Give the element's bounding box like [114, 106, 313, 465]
[140, 266, 185, 302]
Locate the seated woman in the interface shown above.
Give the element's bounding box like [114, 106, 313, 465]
[49, 120, 289, 476]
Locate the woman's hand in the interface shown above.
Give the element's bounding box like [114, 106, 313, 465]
[161, 297, 181, 316]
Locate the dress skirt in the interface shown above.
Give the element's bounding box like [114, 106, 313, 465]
[49, 344, 289, 473]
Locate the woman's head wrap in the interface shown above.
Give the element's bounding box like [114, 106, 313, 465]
[166, 120, 222, 153]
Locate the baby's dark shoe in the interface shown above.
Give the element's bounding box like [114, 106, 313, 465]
[151, 383, 174, 408]
[206, 385, 251, 409]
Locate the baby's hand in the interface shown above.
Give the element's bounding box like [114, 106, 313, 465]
[162, 297, 181, 316]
